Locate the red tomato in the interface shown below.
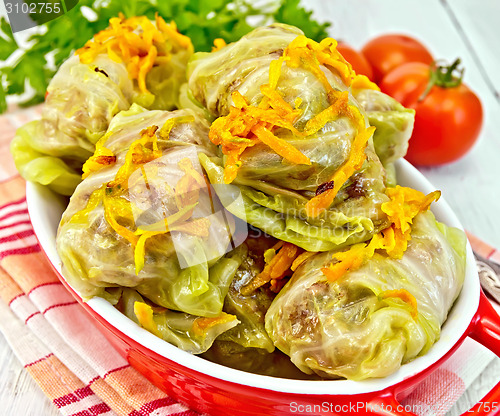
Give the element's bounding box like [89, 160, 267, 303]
[380, 60, 483, 166]
[361, 34, 433, 82]
[337, 42, 374, 80]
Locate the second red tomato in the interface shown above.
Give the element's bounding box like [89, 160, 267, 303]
[361, 34, 433, 82]
[380, 61, 483, 166]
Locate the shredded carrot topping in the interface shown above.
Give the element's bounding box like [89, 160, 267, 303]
[209, 90, 310, 184]
[380, 186, 441, 258]
[107, 125, 162, 188]
[322, 244, 419, 320]
[76, 13, 193, 94]
[291, 251, 317, 271]
[82, 132, 118, 179]
[269, 278, 288, 293]
[351, 74, 380, 92]
[283, 36, 352, 101]
[265, 243, 299, 280]
[305, 125, 376, 217]
[209, 34, 378, 215]
[382, 186, 440, 234]
[379, 289, 419, 319]
[283, 36, 379, 99]
[321, 238, 379, 282]
[252, 123, 310, 165]
[322, 186, 441, 309]
[284, 38, 379, 216]
[134, 302, 161, 337]
[82, 148, 116, 179]
[302, 91, 349, 136]
[192, 312, 237, 336]
[212, 38, 227, 52]
[241, 242, 301, 295]
[270, 240, 285, 252]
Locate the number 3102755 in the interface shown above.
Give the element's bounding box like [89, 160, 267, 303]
[5, 2, 62, 14]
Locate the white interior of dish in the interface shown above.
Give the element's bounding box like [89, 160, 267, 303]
[26, 158, 479, 395]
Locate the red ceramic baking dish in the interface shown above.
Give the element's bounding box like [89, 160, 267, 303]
[27, 159, 500, 416]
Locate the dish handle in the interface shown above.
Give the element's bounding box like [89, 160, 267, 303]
[466, 290, 500, 415]
[367, 291, 500, 416]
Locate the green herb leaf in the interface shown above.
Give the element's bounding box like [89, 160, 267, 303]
[0, 17, 17, 61]
[272, 0, 330, 41]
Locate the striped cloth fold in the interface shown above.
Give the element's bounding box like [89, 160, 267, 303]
[0, 199, 198, 416]
[0, 107, 498, 416]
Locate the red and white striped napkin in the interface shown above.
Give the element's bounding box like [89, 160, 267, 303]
[0, 107, 498, 416]
[0, 201, 198, 416]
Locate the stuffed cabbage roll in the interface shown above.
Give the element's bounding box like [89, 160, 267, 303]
[189, 24, 393, 252]
[57, 105, 245, 318]
[265, 210, 466, 380]
[201, 232, 320, 379]
[12, 15, 193, 195]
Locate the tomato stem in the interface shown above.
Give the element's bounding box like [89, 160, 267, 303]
[418, 58, 464, 101]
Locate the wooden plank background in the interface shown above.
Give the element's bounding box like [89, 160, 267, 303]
[1, 0, 499, 414]
[310, 0, 500, 250]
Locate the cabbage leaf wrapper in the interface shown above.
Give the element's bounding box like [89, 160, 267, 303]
[188, 24, 392, 252]
[215, 234, 276, 353]
[115, 288, 238, 354]
[352, 88, 415, 166]
[265, 211, 466, 380]
[57, 106, 246, 319]
[12, 15, 193, 195]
